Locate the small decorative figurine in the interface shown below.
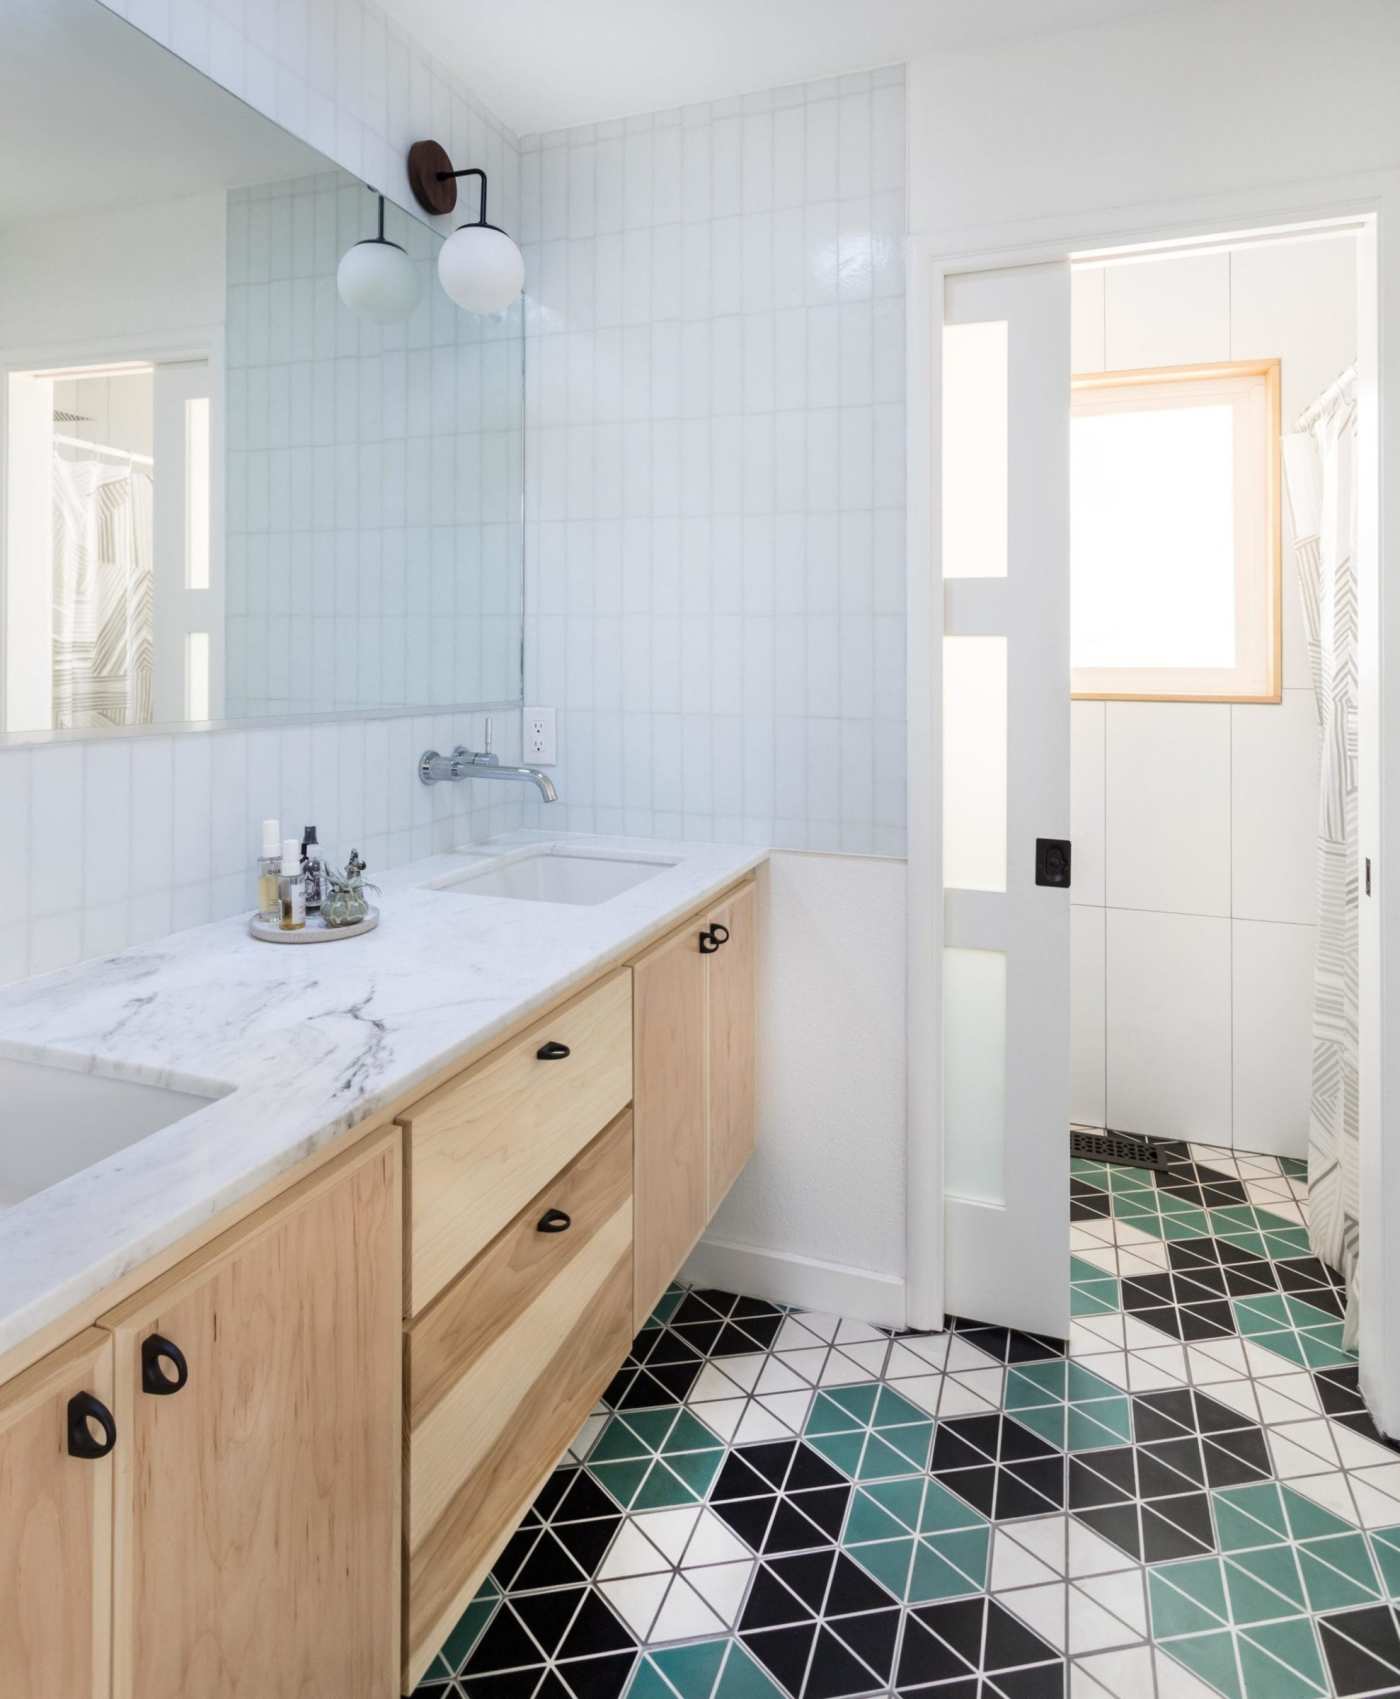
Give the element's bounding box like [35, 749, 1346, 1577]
[322, 849, 378, 927]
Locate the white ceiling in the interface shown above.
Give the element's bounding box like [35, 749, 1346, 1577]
[382, 0, 1173, 136]
[0, 0, 325, 230]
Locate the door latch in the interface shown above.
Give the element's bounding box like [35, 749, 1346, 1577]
[1035, 838, 1072, 889]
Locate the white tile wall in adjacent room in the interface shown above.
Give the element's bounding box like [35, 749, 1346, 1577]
[1070, 700, 1105, 907]
[1232, 917, 1317, 1157]
[1231, 689, 1322, 925]
[0, 711, 525, 986]
[516, 69, 908, 854]
[1071, 904, 1106, 1129]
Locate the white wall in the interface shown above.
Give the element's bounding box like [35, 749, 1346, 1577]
[1070, 233, 1353, 1157]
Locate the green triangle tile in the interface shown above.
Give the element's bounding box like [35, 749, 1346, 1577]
[806, 1392, 866, 1436]
[1283, 1295, 1345, 1331]
[1005, 1369, 1059, 1411]
[623, 1408, 680, 1451]
[1281, 1487, 1353, 1541]
[1014, 1359, 1069, 1397]
[1223, 1562, 1302, 1627]
[1226, 1546, 1305, 1611]
[847, 1536, 914, 1599]
[664, 1447, 722, 1496]
[1068, 1402, 1132, 1451]
[862, 1476, 924, 1531]
[414, 1649, 455, 1688]
[907, 1541, 981, 1603]
[808, 1429, 867, 1478]
[591, 1418, 655, 1462]
[1237, 1618, 1327, 1697]
[845, 1490, 910, 1545]
[1250, 1204, 1303, 1233]
[633, 1458, 699, 1509]
[920, 1479, 987, 1533]
[1149, 1559, 1229, 1635]
[1262, 1228, 1314, 1260]
[589, 1457, 651, 1507]
[653, 1639, 728, 1699]
[1160, 1631, 1244, 1699]
[1210, 1205, 1259, 1232]
[1157, 1191, 1203, 1217]
[873, 1385, 927, 1429]
[1107, 1165, 1152, 1191]
[1071, 1255, 1111, 1283]
[1066, 1362, 1120, 1402]
[1301, 1531, 1380, 1589]
[439, 1598, 496, 1672]
[1297, 1331, 1354, 1370]
[647, 1288, 684, 1325]
[1214, 1484, 1287, 1542]
[879, 1422, 933, 1471]
[1011, 1403, 1066, 1450]
[629, 1660, 682, 1699]
[663, 1410, 719, 1454]
[1159, 1208, 1210, 1241]
[925, 1526, 990, 1589]
[712, 1644, 784, 1699]
[1233, 1293, 1292, 1329]
[1216, 1229, 1270, 1259]
[1297, 1547, 1380, 1612]
[856, 1432, 923, 1481]
[823, 1382, 880, 1423]
[1072, 1285, 1121, 1317]
[1371, 1527, 1400, 1596]
[1242, 1328, 1309, 1369]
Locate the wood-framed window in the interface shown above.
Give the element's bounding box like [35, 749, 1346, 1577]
[1070, 358, 1281, 702]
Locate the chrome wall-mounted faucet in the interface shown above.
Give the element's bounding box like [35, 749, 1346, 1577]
[418, 716, 559, 802]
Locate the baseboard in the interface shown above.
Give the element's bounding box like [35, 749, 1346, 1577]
[681, 1235, 907, 1330]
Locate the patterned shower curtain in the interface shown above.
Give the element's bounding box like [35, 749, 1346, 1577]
[51, 448, 154, 729]
[1282, 368, 1359, 1347]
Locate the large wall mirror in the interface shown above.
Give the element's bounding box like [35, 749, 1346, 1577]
[0, 0, 524, 741]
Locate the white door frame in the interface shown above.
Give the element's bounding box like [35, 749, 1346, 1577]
[905, 168, 1400, 1438]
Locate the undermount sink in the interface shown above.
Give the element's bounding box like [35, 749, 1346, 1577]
[429, 848, 677, 906]
[0, 1055, 222, 1210]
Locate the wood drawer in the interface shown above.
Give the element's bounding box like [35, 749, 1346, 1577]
[404, 1110, 634, 1687]
[400, 968, 633, 1314]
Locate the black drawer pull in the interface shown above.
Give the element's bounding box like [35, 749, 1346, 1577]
[709, 923, 730, 946]
[67, 1391, 117, 1460]
[537, 1208, 572, 1233]
[141, 1334, 189, 1397]
[536, 1040, 571, 1061]
[699, 929, 720, 954]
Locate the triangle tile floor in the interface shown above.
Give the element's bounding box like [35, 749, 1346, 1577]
[415, 1139, 1400, 1699]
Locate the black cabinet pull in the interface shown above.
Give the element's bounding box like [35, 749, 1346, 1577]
[141, 1334, 189, 1397]
[709, 923, 730, 946]
[537, 1208, 572, 1233]
[536, 1040, 571, 1061]
[66, 1391, 117, 1460]
[699, 929, 720, 954]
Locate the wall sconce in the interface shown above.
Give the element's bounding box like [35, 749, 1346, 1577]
[407, 140, 525, 316]
[336, 191, 422, 324]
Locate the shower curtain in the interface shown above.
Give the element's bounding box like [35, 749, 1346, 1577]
[1282, 367, 1359, 1347]
[51, 447, 154, 729]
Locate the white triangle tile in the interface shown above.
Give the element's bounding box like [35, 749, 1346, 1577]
[773, 1316, 828, 1351]
[1200, 1378, 1262, 1424]
[682, 1510, 753, 1569]
[1266, 1432, 1336, 1480]
[1120, 1241, 1170, 1273]
[945, 1336, 1000, 1374]
[1255, 1377, 1323, 1423]
[692, 1399, 747, 1444]
[684, 1560, 753, 1626]
[598, 1573, 670, 1638]
[888, 1338, 948, 1375]
[1083, 1352, 1131, 1391]
[732, 1403, 791, 1445]
[1123, 1357, 1184, 1394]
[1111, 1221, 1159, 1249]
[999, 1581, 1066, 1651]
[1072, 1221, 1117, 1251]
[773, 1347, 829, 1386]
[1349, 1478, 1400, 1528]
[1120, 1315, 1172, 1350]
[1154, 1645, 1232, 1699]
[1074, 1313, 1127, 1350]
[1067, 1586, 1142, 1653]
[1076, 1568, 1147, 1638]
[1132, 1341, 1187, 1378]
[889, 1374, 942, 1416]
[715, 1354, 766, 1392]
[1350, 1462, 1400, 1506]
[1289, 1470, 1361, 1526]
[569, 1412, 608, 1460]
[599, 1519, 673, 1580]
[649, 1576, 727, 1642]
[837, 1340, 891, 1376]
[688, 1363, 750, 1403]
[949, 1365, 1006, 1403]
[1075, 1247, 1120, 1276]
[1244, 1340, 1298, 1379]
[1258, 1199, 1307, 1225]
[1068, 1519, 1139, 1579]
[1269, 1419, 1340, 1466]
[633, 1506, 702, 1564]
[1074, 1644, 1156, 1699]
[754, 1357, 808, 1396]
[834, 1317, 884, 1345]
[792, 1310, 840, 1341]
[1005, 1513, 1068, 1576]
[817, 1351, 869, 1387]
[991, 1531, 1061, 1591]
[1332, 1422, 1400, 1470]
[755, 1391, 813, 1434]
[1187, 1338, 1250, 1380]
[937, 1378, 1001, 1419]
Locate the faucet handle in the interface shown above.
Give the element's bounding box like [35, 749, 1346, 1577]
[483, 714, 494, 756]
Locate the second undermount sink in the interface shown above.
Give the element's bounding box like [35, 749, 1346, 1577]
[429, 848, 677, 906]
[0, 1054, 223, 1210]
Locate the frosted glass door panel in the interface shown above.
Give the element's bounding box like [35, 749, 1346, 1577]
[943, 636, 1008, 892]
[944, 948, 1007, 1207]
[942, 321, 1008, 579]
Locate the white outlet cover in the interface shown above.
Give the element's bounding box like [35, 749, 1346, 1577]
[525, 705, 557, 766]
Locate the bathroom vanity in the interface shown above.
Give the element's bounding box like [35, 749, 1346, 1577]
[0, 837, 763, 1698]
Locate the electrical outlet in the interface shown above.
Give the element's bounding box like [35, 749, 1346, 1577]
[524, 706, 556, 766]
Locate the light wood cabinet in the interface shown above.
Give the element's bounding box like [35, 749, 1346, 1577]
[631, 879, 758, 1329]
[0, 1329, 114, 1699]
[101, 1132, 402, 1699]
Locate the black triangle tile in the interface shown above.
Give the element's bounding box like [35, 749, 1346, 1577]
[1071, 1503, 1141, 1562]
[1140, 1499, 1214, 1562]
[768, 1548, 837, 1611]
[692, 1288, 742, 1314]
[911, 1597, 987, 1667]
[734, 1313, 783, 1351]
[636, 1329, 703, 1366]
[997, 1460, 1065, 1519]
[999, 1417, 1061, 1463]
[555, 1593, 634, 1661]
[1192, 1390, 1257, 1434]
[934, 1464, 998, 1518]
[668, 1319, 725, 1356]
[492, 1526, 543, 1588]
[787, 1443, 850, 1492]
[511, 1529, 588, 1591]
[553, 1473, 621, 1524]
[933, 1418, 1001, 1467]
[1201, 1430, 1272, 1487]
[1072, 1446, 1137, 1499]
[896, 1613, 975, 1686]
[554, 1516, 620, 1577]
[714, 1492, 778, 1552]
[765, 1494, 841, 1553]
[712, 1324, 768, 1356]
[461, 1670, 548, 1699]
[787, 1485, 852, 1541]
[530, 1672, 573, 1699]
[1174, 1304, 1235, 1342]
[670, 1293, 729, 1327]
[467, 1604, 553, 1674]
[828, 1607, 900, 1684]
[739, 1441, 799, 1489]
[982, 1598, 1061, 1672]
[531, 1469, 576, 1519]
[1136, 1448, 1203, 1501]
[742, 1623, 818, 1697]
[741, 1564, 817, 1631]
[714, 1452, 782, 1501]
[733, 1295, 785, 1319]
[1131, 1393, 1197, 1443]
[513, 1589, 587, 1659]
[803, 1626, 884, 1699]
[825, 1552, 895, 1617]
[987, 1660, 1066, 1698]
[556, 1654, 636, 1699]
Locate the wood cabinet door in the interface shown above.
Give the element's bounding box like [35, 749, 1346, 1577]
[707, 881, 758, 1208]
[0, 1329, 114, 1699]
[103, 1133, 402, 1699]
[632, 918, 710, 1329]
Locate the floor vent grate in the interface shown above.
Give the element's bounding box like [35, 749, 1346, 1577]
[1070, 1127, 1170, 1171]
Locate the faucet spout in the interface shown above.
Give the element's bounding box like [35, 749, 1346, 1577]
[418, 746, 559, 802]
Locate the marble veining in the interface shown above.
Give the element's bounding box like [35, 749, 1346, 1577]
[0, 832, 767, 1359]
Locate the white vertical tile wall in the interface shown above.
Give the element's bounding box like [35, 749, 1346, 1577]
[0, 712, 525, 985]
[516, 69, 908, 854]
[1069, 233, 1354, 1154]
[224, 170, 524, 718]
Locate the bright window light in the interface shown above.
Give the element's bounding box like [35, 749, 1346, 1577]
[1070, 361, 1279, 702]
[942, 320, 1007, 580]
[185, 396, 210, 591]
[186, 632, 210, 720]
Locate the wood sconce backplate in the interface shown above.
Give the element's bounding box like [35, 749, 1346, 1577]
[407, 140, 456, 216]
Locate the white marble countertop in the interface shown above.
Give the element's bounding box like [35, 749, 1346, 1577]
[0, 832, 766, 1359]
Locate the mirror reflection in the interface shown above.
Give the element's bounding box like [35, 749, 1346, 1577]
[0, 0, 524, 739]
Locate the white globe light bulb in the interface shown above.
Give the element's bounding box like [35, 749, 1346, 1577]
[437, 224, 525, 315]
[336, 238, 421, 325]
